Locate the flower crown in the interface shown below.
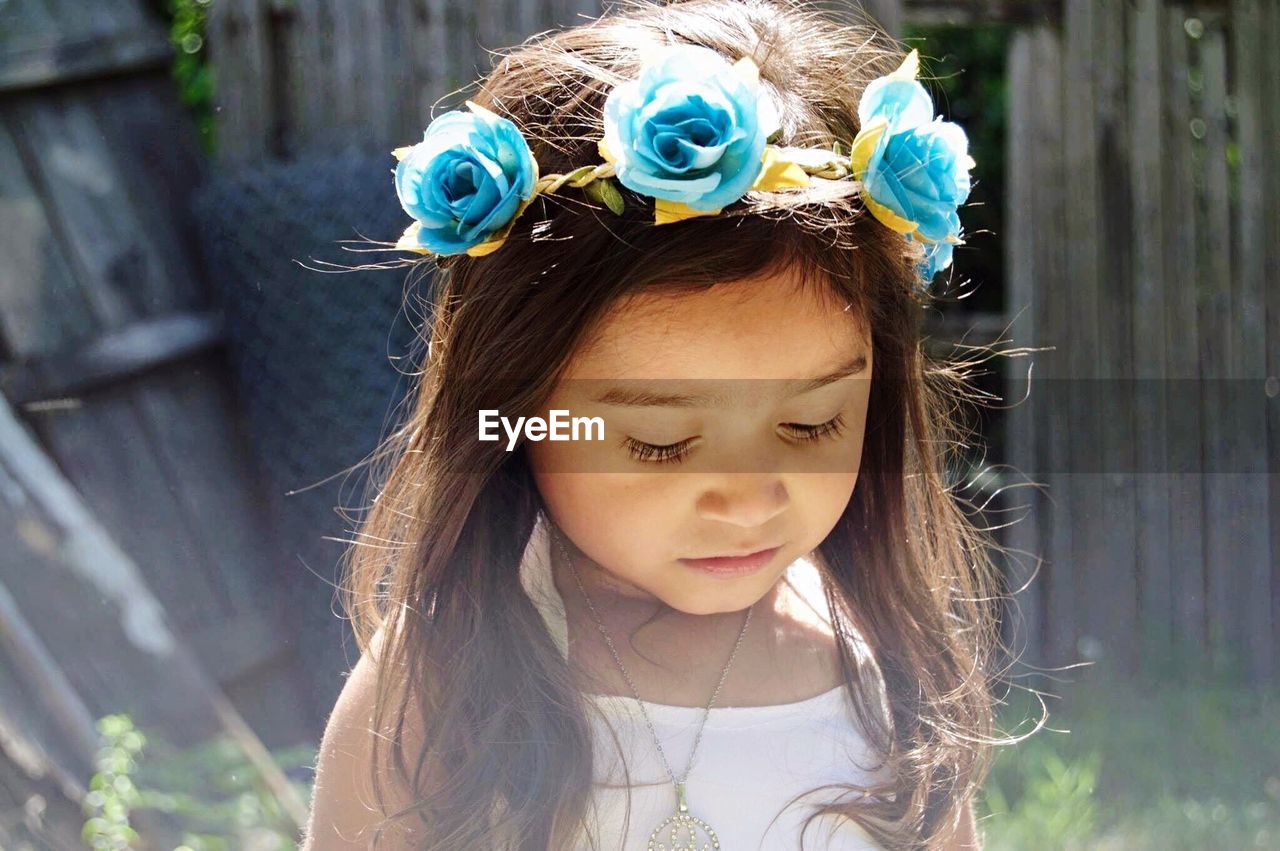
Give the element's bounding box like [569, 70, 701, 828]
[392, 45, 974, 283]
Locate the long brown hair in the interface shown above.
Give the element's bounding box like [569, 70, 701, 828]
[341, 1, 1022, 847]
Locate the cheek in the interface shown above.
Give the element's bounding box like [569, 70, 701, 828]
[784, 413, 865, 542]
[795, 472, 860, 535]
[528, 470, 687, 565]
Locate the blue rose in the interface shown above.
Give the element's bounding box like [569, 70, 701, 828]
[393, 101, 540, 257]
[599, 44, 780, 218]
[850, 51, 974, 280]
[910, 230, 957, 281]
[871, 117, 971, 243]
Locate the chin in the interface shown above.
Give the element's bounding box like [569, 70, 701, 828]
[667, 598, 740, 617]
[663, 580, 774, 617]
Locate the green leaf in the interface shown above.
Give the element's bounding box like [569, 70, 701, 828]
[562, 164, 596, 184]
[584, 177, 625, 215]
[766, 128, 782, 145]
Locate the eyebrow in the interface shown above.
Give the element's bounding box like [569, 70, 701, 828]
[589, 351, 869, 408]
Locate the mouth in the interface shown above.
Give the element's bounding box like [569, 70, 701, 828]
[678, 545, 783, 578]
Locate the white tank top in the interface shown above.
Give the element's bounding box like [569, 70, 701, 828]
[519, 513, 892, 850]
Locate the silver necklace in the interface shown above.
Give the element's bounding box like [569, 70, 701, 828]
[552, 529, 752, 851]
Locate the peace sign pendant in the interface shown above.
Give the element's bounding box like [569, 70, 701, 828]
[646, 782, 720, 851]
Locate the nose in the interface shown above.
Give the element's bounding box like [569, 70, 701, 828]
[695, 474, 789, 528]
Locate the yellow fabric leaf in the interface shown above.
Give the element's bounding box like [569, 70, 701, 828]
[751, 147, 811, 192]
[860, 191, 918, 235]
[464, 99, 501, 122]
[848, 118, 888, 180]
[653, 198, 722, 225]
[888, 49, 920, 82]
[395, 222, 431, 254]
[729, 55, 760, 86]
[465, 237, 507, 257]
[598, 136, 616, 164]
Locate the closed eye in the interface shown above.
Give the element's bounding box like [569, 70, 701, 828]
[622, 413, 847, 465]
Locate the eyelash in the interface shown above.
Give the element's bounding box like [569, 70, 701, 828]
[622, 414, 848, 465]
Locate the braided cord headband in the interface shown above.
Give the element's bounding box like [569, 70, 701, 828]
[392, 45, 974, 283]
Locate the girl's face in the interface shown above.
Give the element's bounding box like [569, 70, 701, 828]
[526, 265, 872, 616]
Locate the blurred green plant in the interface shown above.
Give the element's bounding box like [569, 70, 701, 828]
[82, 715, 146, 850]
[981, 736, 1100, 849]
[980, 667, 1280, 850]
[82, 713, 315, 851]
[165, 0, 216, 156]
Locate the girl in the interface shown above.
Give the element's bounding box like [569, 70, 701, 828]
[306, 0, 1016, 848]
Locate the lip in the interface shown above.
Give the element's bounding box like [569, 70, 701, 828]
[679, 546, 782, 578]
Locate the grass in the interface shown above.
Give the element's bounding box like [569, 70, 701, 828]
[978, 667, 1280, 850]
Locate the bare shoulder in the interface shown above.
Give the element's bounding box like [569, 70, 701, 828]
[300, 625, 428, 851]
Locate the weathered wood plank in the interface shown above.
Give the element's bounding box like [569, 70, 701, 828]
[1093, 0, 1140, 676]
[8, 93, 187, 327]
[1128, 0, 1174, 671]
[0, 28, 172, 94]
[189, 604, 296, 685]
[0, 0, 171, 93]
[411, 0, 441, 137]
[30, 391, 231, 619]
[472, 0, 500, 75]
[362, 0, 392, 145]
[520, 0, 546, 46]
[281, 0, 326, 155]
[2, 108, 123, 327]
[0, 75, 307, 655]
[0, 0, 58, 43]
[423, 0, 450, 113]
[903, 0, 1059, 26]
[1160, 2, 1208, 655]
[208, 0, 273, 162]
[1062, 0, 1106, 677]
[0, 118, 98, 354]
[0, 691, 90, 850]
[860, 0, 904, 36]
[88, 76, 211, 299]
[1192, 13, 1233, 660]
[330, 0, 360, 149]
[0, 312, 222, 405]
[128, 358, 291, 622]
[1027, 25, 1075, 672]
[373, 0, 404, 146]
[387, 0, 419, 146]
[1227, 0, 1274, 682]
[0, 579, 99, 766]
[447, 0, 474, 92]
[1197, 10, 1260, 679]
[568, 0, 601, 22]
[0, 389, 218, 742]
[1265, 0, 1280, 678]
[1002, 26, 1045, 677]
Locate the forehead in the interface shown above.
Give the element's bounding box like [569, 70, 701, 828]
[565, 267, 869, 382]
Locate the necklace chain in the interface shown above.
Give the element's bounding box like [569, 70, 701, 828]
[551, 528, 753, 789]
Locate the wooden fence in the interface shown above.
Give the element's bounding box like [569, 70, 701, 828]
[205, 0, 1278, 686]
[1005, 0, 1278, 685]
[0, 0, 318, 775]
[206, 0, 928, 161]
